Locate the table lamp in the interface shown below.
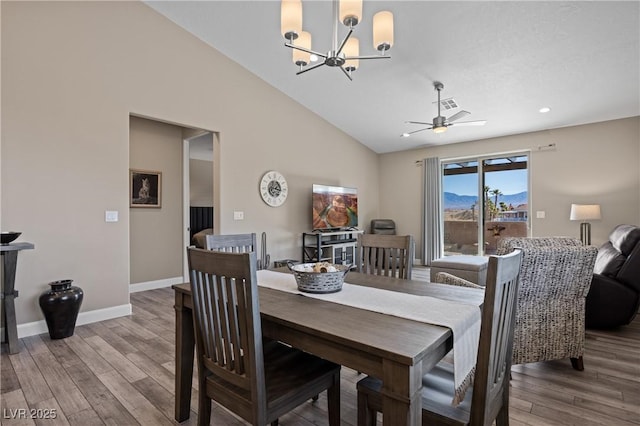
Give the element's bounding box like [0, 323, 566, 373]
[570, 204, 601, 245]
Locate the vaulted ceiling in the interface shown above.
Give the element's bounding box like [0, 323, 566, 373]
[146, 1, 640, 153]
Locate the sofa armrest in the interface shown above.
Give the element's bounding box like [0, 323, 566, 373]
[586, 273, 640, 328]
[434, 272, 484, 289]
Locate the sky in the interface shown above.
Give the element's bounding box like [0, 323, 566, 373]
[444, 169, 528, 196]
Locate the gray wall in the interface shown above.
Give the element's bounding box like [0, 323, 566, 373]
[129, 116, 183, 284]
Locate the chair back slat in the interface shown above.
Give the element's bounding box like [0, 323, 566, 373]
[187, 248, 264, 393]
[357, 234, 414, 279]
[205, 233, 257, 253]
[470, 248, 522, 425]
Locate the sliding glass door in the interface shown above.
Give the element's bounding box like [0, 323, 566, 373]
[442, 153, 529, 256]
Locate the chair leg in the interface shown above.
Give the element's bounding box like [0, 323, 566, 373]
[570, 356, 584, 371]
[197, 393, 211, 426]
[496, 405, 509, 426]
[327, 372, 341, 426]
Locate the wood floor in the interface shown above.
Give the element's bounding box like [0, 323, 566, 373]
[2, 268, 639, 425]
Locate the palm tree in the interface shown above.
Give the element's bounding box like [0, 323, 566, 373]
[490, 188, 503, 207]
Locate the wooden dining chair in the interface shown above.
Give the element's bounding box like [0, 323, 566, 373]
[356, 234, 415, 279]
[187, 247, 341, 426]
[356, 248, 523, 426]
[204, 232, 257, 253]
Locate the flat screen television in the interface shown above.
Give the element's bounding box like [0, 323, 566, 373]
[312, 184, 358, 231]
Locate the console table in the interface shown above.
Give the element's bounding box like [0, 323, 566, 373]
[1, 242, 34, 354]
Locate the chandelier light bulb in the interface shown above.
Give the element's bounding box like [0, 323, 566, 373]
[340, 0, 362, 27]
[373, 11, 394, 52]
[343, 37, 360, 71]
[293, 31, 312, 66]
[281, 0, 302, 41]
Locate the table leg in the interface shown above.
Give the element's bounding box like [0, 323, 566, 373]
[174, 292, 195, 422]
[381, 360, 422, 425]
[2, 251, 19, 354]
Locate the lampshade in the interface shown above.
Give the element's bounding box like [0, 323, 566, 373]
[343, 37, 359, 71]
[340, 0, 362, 27]
[292, 31, 312, 66]
[570, 204, 601, 221]
[281, 0, 302, 40]
[373, 11, 394, 52]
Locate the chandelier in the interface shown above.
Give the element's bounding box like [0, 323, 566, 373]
[280, 0, 394, 80]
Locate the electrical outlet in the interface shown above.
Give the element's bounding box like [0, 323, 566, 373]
[233, 211, 244, 220]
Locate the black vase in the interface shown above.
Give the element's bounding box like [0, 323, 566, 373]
[39, 279, 84, 339]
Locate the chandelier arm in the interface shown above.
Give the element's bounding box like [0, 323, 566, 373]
[335, 29, 354, 56]
[345, 55, 391, 60]
[285, 43, 328, 59]
[296, 62, 326, 75]
[339, 66, 354, 81]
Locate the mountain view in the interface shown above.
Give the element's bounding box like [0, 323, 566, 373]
[443, 191, 528, 210]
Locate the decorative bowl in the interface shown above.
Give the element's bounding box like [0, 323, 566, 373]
[1, 232, 22, 245]
[288, 262, 350, 294]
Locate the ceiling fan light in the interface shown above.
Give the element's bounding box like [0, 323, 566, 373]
[344, 37, 359, 71]
[281, 0, 302, 41]
[292, 31, 312, 66]
[373, 11, 393, 52]
[433, 126, 447, 134]
[340, 0, 362, 27]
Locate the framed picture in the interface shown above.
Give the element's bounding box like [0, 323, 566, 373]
[130, 169, 162, 208]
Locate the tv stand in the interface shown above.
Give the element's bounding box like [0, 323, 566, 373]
[302, 229, 363, 266]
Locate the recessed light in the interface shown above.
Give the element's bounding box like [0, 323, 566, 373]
[310, 54, 318, 62]
[539, 107, 551, 113]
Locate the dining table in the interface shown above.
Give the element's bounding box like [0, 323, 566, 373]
[172, 269, 484, 425]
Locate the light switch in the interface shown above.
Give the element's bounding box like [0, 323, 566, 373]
[105, 210, 119, 222]
[536, 211, 545, 219]
[233, 211, 244, 220]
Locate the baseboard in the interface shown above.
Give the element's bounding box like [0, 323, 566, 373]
[129, 276, 183, 293]
[13, 303, 132, 339]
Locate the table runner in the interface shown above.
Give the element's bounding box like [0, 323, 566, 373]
[256, 269, 481, 405]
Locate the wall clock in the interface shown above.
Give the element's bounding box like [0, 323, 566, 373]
[259, 171, 288, 207]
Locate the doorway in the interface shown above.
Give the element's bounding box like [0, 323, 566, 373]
[182, 131, 220, 280]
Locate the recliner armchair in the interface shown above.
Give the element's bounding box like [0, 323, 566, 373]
[585, 224, 640, 329]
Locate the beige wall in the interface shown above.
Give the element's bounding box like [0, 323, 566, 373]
[1, 1, 379, 326]
[129, 116, 183, 284]
[380, 117, 640, 260]
[190, 159, 214, 207]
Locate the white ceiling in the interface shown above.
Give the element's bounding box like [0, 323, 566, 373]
[146, 1, 640, 154]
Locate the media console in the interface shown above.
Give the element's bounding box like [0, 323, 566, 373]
[301, 229, 364, 266]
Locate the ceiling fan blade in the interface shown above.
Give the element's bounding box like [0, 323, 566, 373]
[446, 110, 471, 123]
[400, 126, 433, 137]
[449, 120, 487, 127]
[405, 121, 432, 125]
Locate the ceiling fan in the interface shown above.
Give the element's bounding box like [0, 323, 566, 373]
[401, 81, 487, 137]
